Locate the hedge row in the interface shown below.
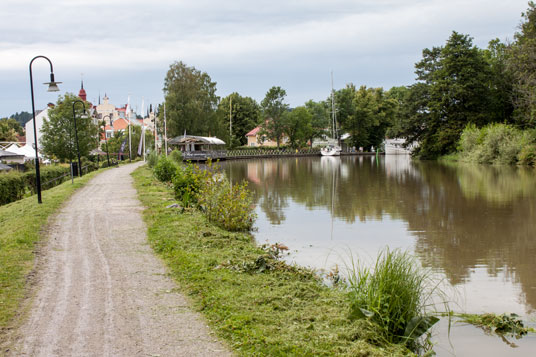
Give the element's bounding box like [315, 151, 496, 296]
[0, 172, 26, 205]
[0, 165, 70, 205]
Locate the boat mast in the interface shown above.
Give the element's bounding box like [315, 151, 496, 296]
[331, 71, 337, 141]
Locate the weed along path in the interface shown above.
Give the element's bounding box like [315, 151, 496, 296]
[9, 162, 231, 357]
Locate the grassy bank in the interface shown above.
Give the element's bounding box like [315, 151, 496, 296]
[132, 165, 410, 356]
[0, 168, 104, 343]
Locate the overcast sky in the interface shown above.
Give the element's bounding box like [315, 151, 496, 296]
[0, 0, 531, 117]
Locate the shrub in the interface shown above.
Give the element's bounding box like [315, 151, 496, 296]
[153, 155, 176, 182]
[22, 165, 70, 193]
[458, 123, 532, 165]
[518, 144, 536, 166]
[0, 171, 26, 205]
[172, 164, 202, 207]
[0, 165, 71, 205]
[458, 123, 480, 155]
[347, 248, 444, 352]
[81, 158, 98, 174]
[196, 164, 256, 231]
[99, 158, 117, 168]
[169, 149, 183, 164]
[147, 151, 158, 168]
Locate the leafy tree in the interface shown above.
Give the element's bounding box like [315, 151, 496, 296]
[341, 86, 396, 150]
[0, 118, 23, 141]
[334, 84, 357, 139]
[404, 32, 495, 158]
[304, 100, 330, 147]
[217, 93, 261, 147]
[9, 111, 32, 127]
[260, 86, 289, 148]
[385, 86, 411, 138]
[484, 39, 514, 124]
[508, 1, 536, 128]
[105, 125, 154, 160]
[40, 93, 97, 162]
[284, 106, 313, 148]
[163, 61, 220, 138]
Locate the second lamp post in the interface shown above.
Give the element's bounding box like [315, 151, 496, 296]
[101, 114, 111, 167]
[72, 100, 85, 177]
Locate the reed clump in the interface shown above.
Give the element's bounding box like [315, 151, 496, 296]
[347, 248, 444, 352]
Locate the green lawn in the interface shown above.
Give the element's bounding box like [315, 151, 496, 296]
[132, 166, 410, 356]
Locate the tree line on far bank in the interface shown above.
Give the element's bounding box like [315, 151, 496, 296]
[160, 2, 536, 164]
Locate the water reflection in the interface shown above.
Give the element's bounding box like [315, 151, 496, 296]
[222, 156, 536, 314]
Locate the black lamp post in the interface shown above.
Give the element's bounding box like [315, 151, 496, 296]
[72, 100, 85, 177]
[102, 114, 111, 166]
[29, 55, 61, 204]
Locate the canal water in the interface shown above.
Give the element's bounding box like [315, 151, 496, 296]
[222, 155, 536, 356]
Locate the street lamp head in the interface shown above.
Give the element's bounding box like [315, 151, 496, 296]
[44, 73, 61, 92]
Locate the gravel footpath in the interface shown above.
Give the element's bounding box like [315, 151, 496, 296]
[9, 162, 232, 357]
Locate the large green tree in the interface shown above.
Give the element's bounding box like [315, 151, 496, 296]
[40, 93, 97, 162]
[334, 84, 357, 139]
[508, 1, 536, 128]
[385, 86, 411, 138]
[339, 86, 396, 150]
[304, 100, 330, 147]
[217, 93, 261, 147]
[283, 106, 313, 148]
[163, 61, 220, 138]
[484, 39, 514, 124]
[261, 86, 289, 148]
[404, 32, 496, 158]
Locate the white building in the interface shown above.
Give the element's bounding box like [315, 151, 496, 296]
[25, 107, 50, 148]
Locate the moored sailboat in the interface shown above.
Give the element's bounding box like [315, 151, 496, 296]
[320, 72, 342, 156]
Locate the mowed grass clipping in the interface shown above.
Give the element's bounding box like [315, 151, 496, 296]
[132, 165, 411, 356]
[0, 168, 104, 341]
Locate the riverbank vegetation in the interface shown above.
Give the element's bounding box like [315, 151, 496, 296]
[457, 123, 536, 165]
[0, 169, 102, 345]
[455, 313, 535, 338]
[133, 164, 417, 355]
[347, 249, 445, 353]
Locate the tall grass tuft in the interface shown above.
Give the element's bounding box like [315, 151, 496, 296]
[347, 248, 445, 352]
[147, 151, 158, 168]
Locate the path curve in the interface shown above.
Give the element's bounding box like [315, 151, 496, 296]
[10, 163, 232, 357]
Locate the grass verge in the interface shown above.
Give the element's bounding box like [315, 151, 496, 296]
[0, 167, 105, 345]
[132, 165, 411, 356]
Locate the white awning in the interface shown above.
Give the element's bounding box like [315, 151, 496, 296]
[169, 135, 225, 145]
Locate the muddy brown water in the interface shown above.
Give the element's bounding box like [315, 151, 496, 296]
[222, 155, 536, 356]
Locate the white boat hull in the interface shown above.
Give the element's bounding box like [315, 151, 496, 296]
[384, 139, 413, 155]
[320, 146, 341, 156]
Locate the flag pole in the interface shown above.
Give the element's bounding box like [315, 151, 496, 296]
[164, 102, 168, 156]
[128, 95, 132, 162]
[142, 97, 146, 162]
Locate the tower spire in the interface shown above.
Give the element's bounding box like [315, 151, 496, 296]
[78, 73, 87, 101]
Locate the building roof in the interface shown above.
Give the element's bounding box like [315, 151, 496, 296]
[0, 163, 13, 171]
[168, 135, 225, 145]
[111, 118, 129, 130]
[0, 149, 24, 158]
[245, 126, 261, 137]
[3, 144, 35, 159]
